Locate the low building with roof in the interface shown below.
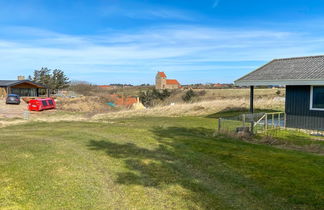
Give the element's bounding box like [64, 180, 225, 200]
[155, 72, 181, 90]
[98, 85, 112, 89]
[0, 76, 48, 98]
[109, 94, 140, 108]
[235, 55, 324, 131]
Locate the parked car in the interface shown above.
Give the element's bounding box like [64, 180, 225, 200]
[6, 94, 21, 105]
[28, 98, 56, 111]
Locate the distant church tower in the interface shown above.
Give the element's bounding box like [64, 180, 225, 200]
[155, 72, 167, 89]
[155, 72, 180, 90]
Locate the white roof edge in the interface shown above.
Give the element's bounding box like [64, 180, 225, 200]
[234, 80, 324, 86]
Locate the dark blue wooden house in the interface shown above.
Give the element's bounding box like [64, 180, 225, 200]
[235, 55, 324, 131]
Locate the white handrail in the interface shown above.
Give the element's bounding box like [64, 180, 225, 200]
[254, 114, 266, 127]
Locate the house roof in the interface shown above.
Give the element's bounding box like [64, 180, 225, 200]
[0, 80, 47, 88]
[166, 79, 180, 85]
[98, 85, 111, 88]
[110, 94, 138, 107]
[235, 55, 324, 86]
[157, 72, 167, 78]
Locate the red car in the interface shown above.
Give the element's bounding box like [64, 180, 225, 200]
[28, 98, 56, 111]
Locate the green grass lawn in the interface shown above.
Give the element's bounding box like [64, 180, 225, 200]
[0, 117, 323, 209]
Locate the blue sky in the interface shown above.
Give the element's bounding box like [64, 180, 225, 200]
[1, 0, 324, 84]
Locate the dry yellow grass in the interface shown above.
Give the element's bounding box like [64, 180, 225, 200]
[193, 88, 284, 98]
[0, 96, 283, 128]
[0, 88, 285, 127]
[93, 97, 284, 120]
[157, 88, 285, 105]
[56, 96, 115, 112]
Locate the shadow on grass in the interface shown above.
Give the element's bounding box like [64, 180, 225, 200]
[87, 125, 323, 208]
[87, 127, 215, 187]
[87, 126, 230, 208]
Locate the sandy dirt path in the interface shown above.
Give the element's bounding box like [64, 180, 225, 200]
[0, 99, 28, 118]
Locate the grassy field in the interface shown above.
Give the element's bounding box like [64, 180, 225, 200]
[0, 116, 323, 209]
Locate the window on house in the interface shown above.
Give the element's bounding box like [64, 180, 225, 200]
[11, 88, 37, 96]
[311, 86, 324, 110]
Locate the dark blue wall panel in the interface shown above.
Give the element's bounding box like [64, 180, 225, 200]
[286, 85, 324, 130]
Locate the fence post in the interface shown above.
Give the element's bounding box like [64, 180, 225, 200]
[242, 114, 246, 127]
[23, 111, 30, 120]
[278, 113, 280, 128]
[272, 114, 274, 128]
[218, 118, 222, 133]
[284, 113, 287, 128]
[265, 114, 268, 131]
[250, 121, 254, 134]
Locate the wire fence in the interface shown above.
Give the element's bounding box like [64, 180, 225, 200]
[217, 112, 286, 135]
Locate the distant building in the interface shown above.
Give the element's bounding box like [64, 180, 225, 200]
[110, 94, 139, 108]
[213, 83, 233, 88]
[98, 85, 112, 88]
[0, 76, 48, 98]
[155, 72, 180, 90]
[213, 83, 224, 88]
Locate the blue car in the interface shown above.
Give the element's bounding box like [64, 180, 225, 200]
[6, 94, 21, 105]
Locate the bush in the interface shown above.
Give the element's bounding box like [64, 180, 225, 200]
[139, 90, 154, 107]
[139, 89, 171, 107]
[182, 89, 197, 102]
[161, 89, 171, 98]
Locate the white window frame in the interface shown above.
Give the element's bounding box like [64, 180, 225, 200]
[310, 86, 324, 111]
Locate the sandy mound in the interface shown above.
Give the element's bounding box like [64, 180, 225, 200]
[56, 96, 116, 113]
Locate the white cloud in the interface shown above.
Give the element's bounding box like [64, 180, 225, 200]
[0, 25, 323, 83]
[98, 5, 195, 21]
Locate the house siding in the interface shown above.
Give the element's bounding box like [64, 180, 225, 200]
[286, 85, 324, 130]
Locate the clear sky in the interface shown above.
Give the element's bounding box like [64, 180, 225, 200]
[1, 0, 324, 85]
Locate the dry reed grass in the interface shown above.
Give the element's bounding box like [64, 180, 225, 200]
[0, 97, 282, 128]
[93, 97, 284, 120]
[149, 88, 285, 106]
[194, 88, 285, 99]
[0, 88, 284, 128]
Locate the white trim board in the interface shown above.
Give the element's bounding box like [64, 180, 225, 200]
[235, 80, 324, 86]
[310, 86, 324, 111]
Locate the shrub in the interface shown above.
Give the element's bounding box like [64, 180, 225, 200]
[182, 89, 197, 102]
[161, 89, 171, 98]
[139, 90, 155, 107]
[139, 89, 171, 107]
